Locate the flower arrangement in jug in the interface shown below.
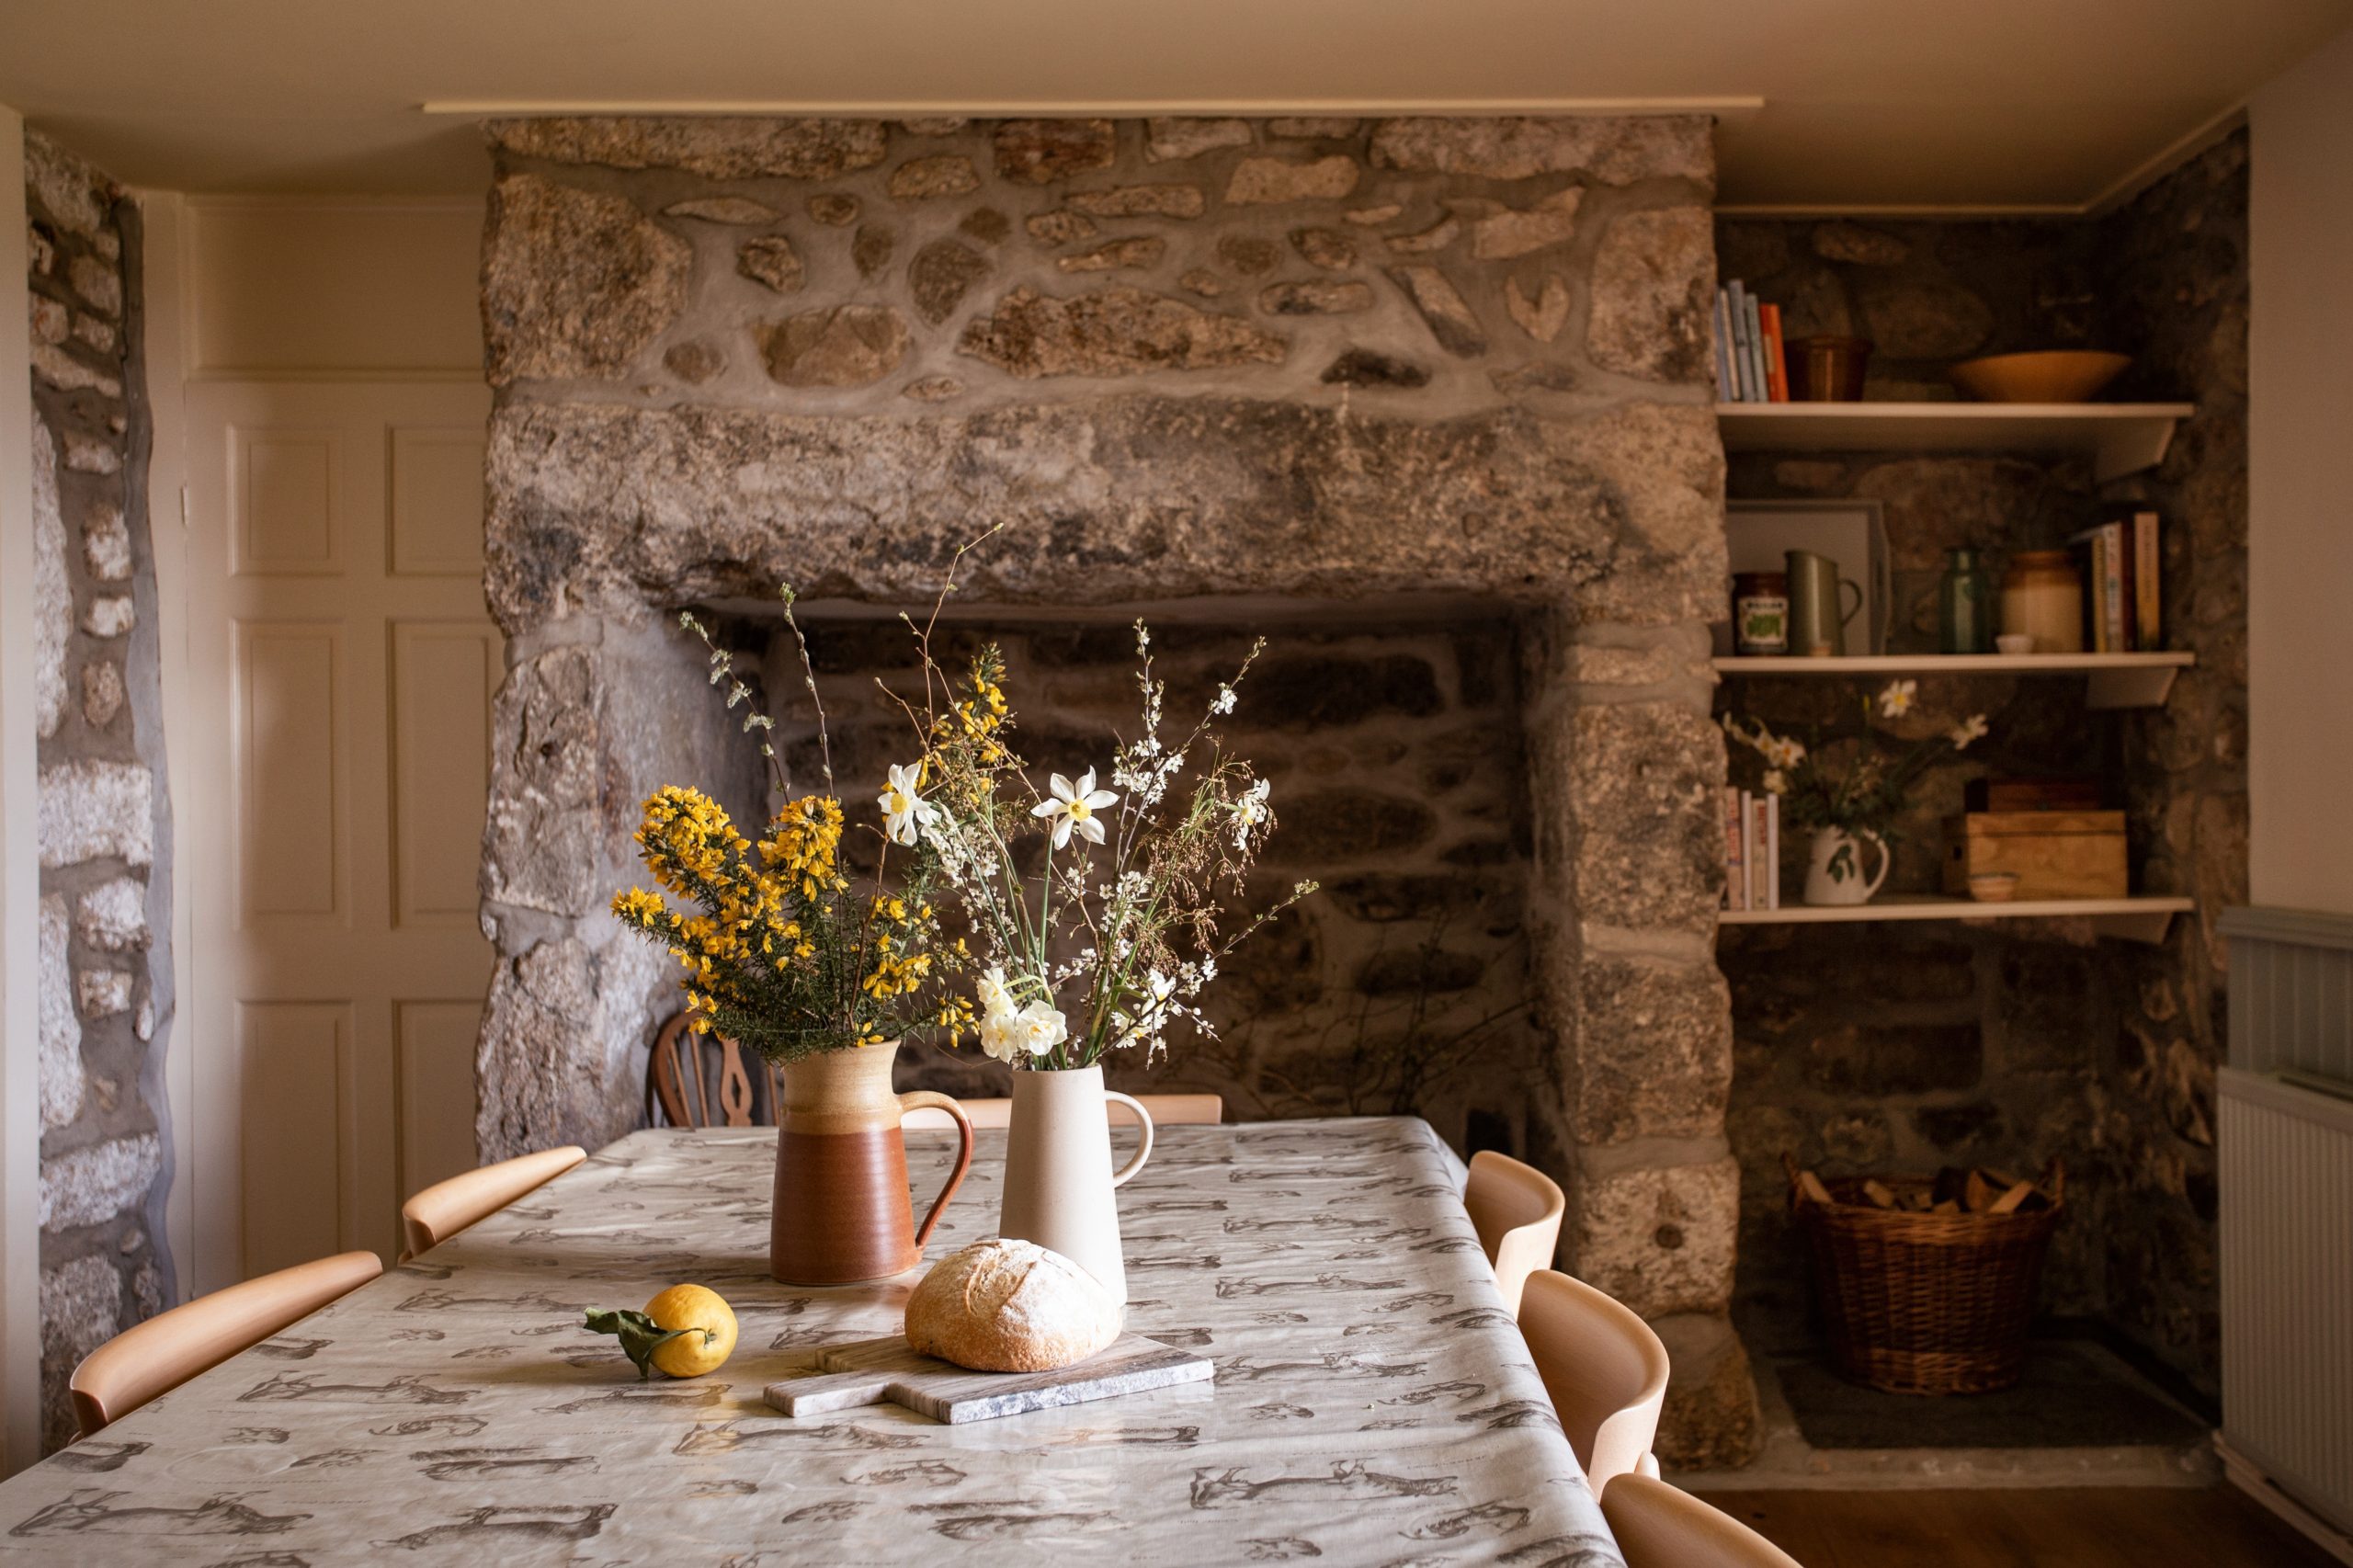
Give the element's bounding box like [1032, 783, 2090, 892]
[887, 616, 1313, 1072]
[1723, 679, 1991, 844]
[608, 601, 969, 1064]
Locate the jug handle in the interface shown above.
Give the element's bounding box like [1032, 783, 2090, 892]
[1104, 1093, 1156, 1188]
[1858, 831, 1893, 900]
[1837, 576, 1865, 629]
[895, 1091, 974, 1249]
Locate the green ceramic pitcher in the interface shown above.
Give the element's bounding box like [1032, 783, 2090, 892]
[1785, 550, 1862, 657]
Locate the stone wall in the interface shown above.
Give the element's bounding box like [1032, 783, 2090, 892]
[24, 130, 174, 1451]
[474, 115, 1756, 1462]
[1715, 129, 2247, 1396]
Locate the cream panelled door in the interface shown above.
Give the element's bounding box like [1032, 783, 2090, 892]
[184, 381, 497, 1290]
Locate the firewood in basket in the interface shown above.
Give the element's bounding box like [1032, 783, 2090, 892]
[1932, 1199, 1961, 1215]
[1964, 1170, 1998, 1213]
[1862, 1179, 1898, 1210]
[1795, 1169, 1835, 1209]
[1988, 1179, 2039, 1215]
[1932, 1165, 1972, 1206]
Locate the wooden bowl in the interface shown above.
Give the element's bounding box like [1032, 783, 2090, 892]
[1949, 351, 2130, 404]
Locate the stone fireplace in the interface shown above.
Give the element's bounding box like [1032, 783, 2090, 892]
[472, 112, 1754, 1460]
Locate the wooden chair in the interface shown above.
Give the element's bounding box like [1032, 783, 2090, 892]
[1520, 1268, 1670, 1491]
[902, 1093, 1222, 1131]
[1601, 1474, 1806, 1568]
[70, 1251, 381, 1437]
[1462, 1149, 1564, 1316]
[400, 1145, 586, 1258]
[649, 1013, 769, 1128]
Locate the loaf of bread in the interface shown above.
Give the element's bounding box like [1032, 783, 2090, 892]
[904, 1239, 1121, 1372]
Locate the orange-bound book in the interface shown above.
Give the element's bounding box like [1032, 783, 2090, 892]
[1759, 304, 1790, 402]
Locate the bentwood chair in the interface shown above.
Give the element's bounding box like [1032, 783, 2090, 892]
[902, 1094, 1223, 1131]
[70, 1251, 382, 1437]
[400, 1145, 586, 1258]
[1601, 1475, 1807, 1568]
[1519, 1268, 1671, 1491]
[1462, 1150, 1565, 1316]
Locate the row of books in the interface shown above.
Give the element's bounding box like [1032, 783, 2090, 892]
[1722, 788, 1782, 911]
[1713, 281, 1788, 403]
[2067, 510, 2164, 653]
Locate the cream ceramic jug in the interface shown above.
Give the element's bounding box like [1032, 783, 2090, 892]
[995, 1065, 1154, 1307]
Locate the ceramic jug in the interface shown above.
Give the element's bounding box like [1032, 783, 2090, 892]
[1785, 550, 1863, 657]
[996, 1065, 1154, 1308]
[769, 1040, 973, 1285]
[1802, 826, 1891, 907]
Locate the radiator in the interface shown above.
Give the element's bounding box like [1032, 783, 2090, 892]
[2220, 906, 2353, 1538]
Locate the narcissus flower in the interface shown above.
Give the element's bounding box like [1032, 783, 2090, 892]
[1032, 768, 1118, 849]
[877, 762, 938, 847]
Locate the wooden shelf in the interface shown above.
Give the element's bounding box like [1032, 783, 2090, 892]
[1713, 651, 2193, 710]
[1718, 402, 2196, 483]
[1720, 894, 2193, 944]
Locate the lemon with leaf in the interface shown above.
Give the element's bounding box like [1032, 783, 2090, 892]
[585, 1284, 738, 1380]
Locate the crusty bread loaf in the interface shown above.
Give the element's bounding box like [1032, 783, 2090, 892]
[904, 1239, 1121, 1372]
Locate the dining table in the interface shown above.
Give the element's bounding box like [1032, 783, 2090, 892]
[0, 1117, 1623, 1565]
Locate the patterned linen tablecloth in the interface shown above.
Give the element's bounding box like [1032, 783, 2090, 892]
[0, 1118, 1620, 1565]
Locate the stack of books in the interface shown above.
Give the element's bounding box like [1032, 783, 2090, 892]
[1722, 787, 1781, 911]
[2066, 509, 2164, 652]
[1714, 280, 1788, 403]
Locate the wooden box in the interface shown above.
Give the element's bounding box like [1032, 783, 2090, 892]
[1941, 811, 2128, 899]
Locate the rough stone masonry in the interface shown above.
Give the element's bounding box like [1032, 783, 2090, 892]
[474, 114, 1755, 1463]
[23, 129, 176, 1452]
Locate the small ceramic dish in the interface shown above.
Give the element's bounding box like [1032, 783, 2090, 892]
[1967, 872, 2021, 903]
[1995, 633, 2035, 655]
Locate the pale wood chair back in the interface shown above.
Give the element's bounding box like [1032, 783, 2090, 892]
[1601, 1475, 1807, 1568]
[902, 1093, 1222, 1131]
[1463, 1149, 1564, 1315]
[1520, 1267, 1671, 1490]
[71, 1251, 381, 1437]
[649, 1014, 770, 1129]
[400, 1145, 586, 1258]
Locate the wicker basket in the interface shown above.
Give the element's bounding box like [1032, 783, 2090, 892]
[1788, 1161, 2063, 1396]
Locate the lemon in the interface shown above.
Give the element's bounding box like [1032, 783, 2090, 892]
[643, 1284, 738, 1379]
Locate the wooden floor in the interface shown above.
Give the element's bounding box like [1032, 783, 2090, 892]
[1707, 1486, 2339, 1568]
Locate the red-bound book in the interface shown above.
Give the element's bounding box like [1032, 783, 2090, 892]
[1759, 303, 1790, 402]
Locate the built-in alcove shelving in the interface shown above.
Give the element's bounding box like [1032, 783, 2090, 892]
[1718, 893, 2194, 944]
[1717, 402, 2196, 483]
[1713, 651, 2195, 710]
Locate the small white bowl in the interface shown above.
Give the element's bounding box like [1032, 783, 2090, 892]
[1995, 633, 2035, 655]
[1968, 872, 2021, 903]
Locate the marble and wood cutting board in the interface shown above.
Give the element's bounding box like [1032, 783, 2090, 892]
[763, 1333, 1211, 1424]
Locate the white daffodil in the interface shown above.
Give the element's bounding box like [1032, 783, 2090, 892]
[877, 762, 938, 848]
[1949, 714, 1989, 752]
[1878, 680, 1918, 719]
[974, 965, 1015, 1020]
[980, 999, 1070, 1062]
[1767, 735, 1807, 769]
[1762, 769, 1789, 796]
[1032, 768, 1119, 849]
[1231, 778, 1271, 850]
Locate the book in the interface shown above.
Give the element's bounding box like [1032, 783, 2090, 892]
[1727, 280, 1756, 402]
[2070, 521, 2130, 652]
[1723, 787, 1746, 910]
[1712, 290, 1736, 403]
[1767, 793, 1781, 909]
[1745, 290, 1768, 403]
[2131, 509, 2161, 650]
[1749, 794, 1772, 911]
[1759, 303, 1789, 403]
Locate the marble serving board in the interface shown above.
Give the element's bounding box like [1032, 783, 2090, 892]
[762, 1333, 1212, 1424]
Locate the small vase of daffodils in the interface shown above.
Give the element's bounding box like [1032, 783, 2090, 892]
[884, 618, 1311, 1304]
[1724, 680, 1990, 908]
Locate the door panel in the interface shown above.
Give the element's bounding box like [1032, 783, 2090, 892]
[188, 381, 497, 1288]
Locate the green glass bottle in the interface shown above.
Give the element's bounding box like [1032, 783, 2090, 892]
[1938, 547, 1995, 654]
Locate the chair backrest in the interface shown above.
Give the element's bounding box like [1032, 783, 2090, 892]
[71, 1251, 382, 1437]
[401, 1145, 586, 1258]
[902, 1093, 1222, 1131]
[1600, 1475, 1806, 1568]
[1463, 1149, 1564, 1315]
[649, 1014, 767, 1129]
[1520, 1268, 1671, 1490]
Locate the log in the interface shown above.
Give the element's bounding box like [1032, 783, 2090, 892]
[1988, 1179, 2038, 1215]
[1862, 1179, 1899, 1210]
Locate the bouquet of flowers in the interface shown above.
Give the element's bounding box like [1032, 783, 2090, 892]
[889, 618, 1312, 1073]
[1722, 679, 1990, 841]
[608, 605, 969, 1064]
